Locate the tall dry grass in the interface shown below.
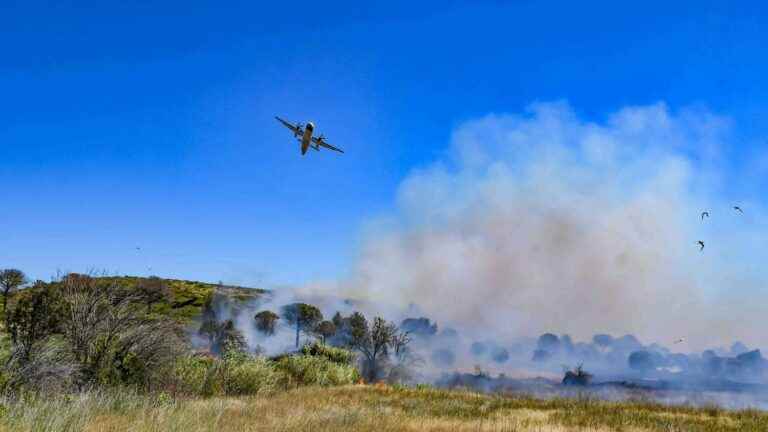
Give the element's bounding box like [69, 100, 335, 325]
[0, 385, 766, 431]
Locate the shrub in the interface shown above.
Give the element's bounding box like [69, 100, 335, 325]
[300, 342, 355, 365]
[224, 355, 282, 395]
[172, 355, 214, 396]
[172, 353, 283, 397]
[2, 336, 77, 394]
[276, 355, 359, 387]
[562, 364, 593, 386]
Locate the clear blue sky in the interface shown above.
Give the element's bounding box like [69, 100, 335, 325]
[2, 1, 767, 286]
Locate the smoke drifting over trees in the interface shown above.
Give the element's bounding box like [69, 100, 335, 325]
[309, 101, 768, 352]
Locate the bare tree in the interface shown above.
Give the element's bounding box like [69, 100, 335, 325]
[0, 268, 27, 313]
[3, 338, 78, 393]
[391, 330, 412, 361]
[348, 312, 407, 382]
[58, 274, 185, 386]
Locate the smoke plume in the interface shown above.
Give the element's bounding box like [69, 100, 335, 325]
[311, 101, 767, 353]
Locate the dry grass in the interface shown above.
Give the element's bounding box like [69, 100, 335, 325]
[1, 385, 767, 431]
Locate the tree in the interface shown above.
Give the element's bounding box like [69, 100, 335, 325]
[136, 276, 171, 313]
[328, 311, 353, 346]
[628, 350, 655, 373]
[332, 311, 345, 328]
[348, 312, 408, 382]
[199, 318, 247, 355]
[537, 333, 560, 353]
[400, 317, 437, 337]
[560, 334, 574, 354]
[0, 269, 27, 313]
[254, 310, 280, 336]
[592, 334, 614, 351]
[471, 341, 488, 357]
[58, 274, 185, 386]
[281, 303, 323, 348]
[315, 320, 336, 344]
[490, 347, 510, 363]
[562, 364, 593, 386]
[5, 281, 63, 359]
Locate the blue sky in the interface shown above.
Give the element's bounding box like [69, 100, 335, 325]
[2, 1, 768, 286]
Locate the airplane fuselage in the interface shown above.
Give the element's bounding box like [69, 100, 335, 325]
[300, 122, 314, 155]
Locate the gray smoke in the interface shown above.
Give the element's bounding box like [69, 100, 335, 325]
[209, 101, 768, 407]
[304, 101, 768, 354]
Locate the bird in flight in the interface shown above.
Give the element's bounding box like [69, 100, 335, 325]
[734, 206, 743, 214]
[701, 211, 709, 220]
[697, 240, 705, 251]
[673, 337, 686, 344]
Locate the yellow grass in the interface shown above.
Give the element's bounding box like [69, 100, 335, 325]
[1, 384, 766, 431]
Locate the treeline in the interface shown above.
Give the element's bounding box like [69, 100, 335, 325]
[203, 301, 416, 383]
[0, 269, 413, 398]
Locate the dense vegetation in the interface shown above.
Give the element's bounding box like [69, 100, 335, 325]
[2, 269, 765, 431]
[0, 270, 362, 401]
[0, 269, 415, 406]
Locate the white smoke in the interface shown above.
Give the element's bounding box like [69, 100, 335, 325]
[306, 101, 768, 353]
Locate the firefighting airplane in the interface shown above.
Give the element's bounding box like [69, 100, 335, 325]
[275, 116, 344, 155]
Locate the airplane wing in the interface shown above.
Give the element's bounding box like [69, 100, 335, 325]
[275, 116, 302, 135]
[312, 136, 344, 153]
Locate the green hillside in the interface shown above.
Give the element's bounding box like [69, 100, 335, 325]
[93, 275, 268, 322]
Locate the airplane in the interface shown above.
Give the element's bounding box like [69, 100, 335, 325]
[275, 116, 344, 155]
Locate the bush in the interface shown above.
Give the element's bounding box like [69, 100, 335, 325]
[172, 353, 283, 397]
[300, 342, 355, 365]
[223, 354, 282, 395]
[172, 355, 214, 396]
[276, 355, 359, 387]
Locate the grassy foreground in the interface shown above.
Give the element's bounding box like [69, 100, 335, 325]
[1, 385, 767, 432]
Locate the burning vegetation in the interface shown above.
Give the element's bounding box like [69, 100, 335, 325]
[2, 269, 768, 411]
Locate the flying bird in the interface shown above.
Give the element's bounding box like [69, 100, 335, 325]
[697, 240, 705, 251]
[701, 211, 709, 220]
[734, 206, 743, 214]
[673, 337, 686, 344]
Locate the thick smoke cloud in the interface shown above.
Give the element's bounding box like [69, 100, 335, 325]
[317, 101, 768, 353]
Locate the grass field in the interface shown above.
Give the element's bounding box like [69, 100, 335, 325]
[1, 385, 767, 432]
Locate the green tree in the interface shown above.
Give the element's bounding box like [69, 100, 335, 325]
[254, 310, 280, 336]
[332, 311, 345, 328]
[199, 318, 247, 355]
[281, 303, 323, 348]
[5, 281, 63, 359]
[314, 320, 336, 344]
[0, 268, 27, 313]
